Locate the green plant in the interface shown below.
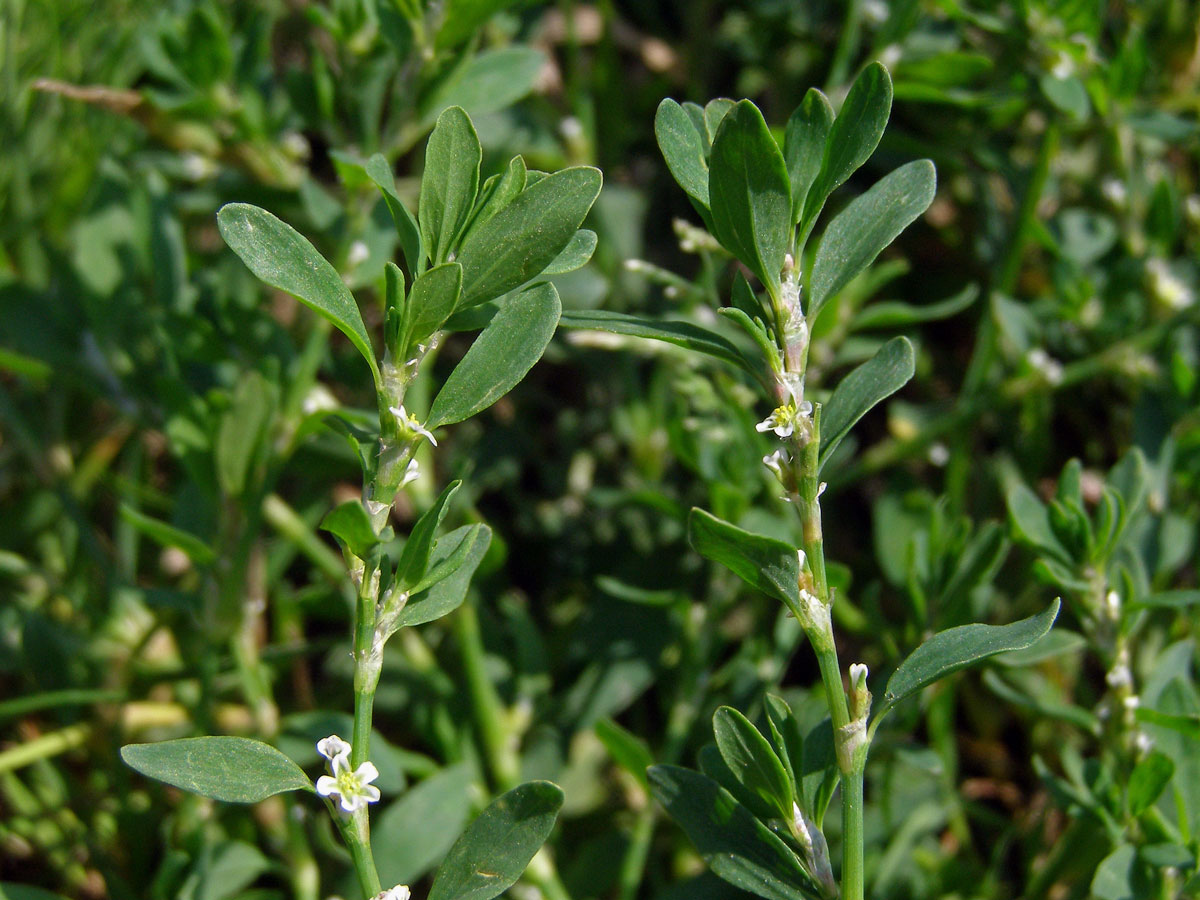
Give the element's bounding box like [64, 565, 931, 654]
[119, 105, 601, 900]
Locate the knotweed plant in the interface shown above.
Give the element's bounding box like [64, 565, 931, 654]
[119, 107, 601, 900]
[575, 64, 1062, 900]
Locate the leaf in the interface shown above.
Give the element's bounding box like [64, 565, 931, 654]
[218, 204, 379, 384]
[1091, 844, 1137, 900]
[215, 371, 275, 497]
[712, 707, 794, 817]
[427, 283, 561, 428]
[880, 600, 1060, 713]
[394, 524, 492, 628]
[1128, 751, 1174, 816]
[852, 283, 978, 330]
[656, 98, 711, 209]
[455, 167, 602, 308]
[808, 160, 936, 317]
[708, 100, 792, 298]
[421, 47, 546, 126]
[818, 336, 915, 469]
[118, 506, 214, 566]
[396, 481, 461, 590]
[647, 765, 823, 900]
[426, 781, 564, 900]
[595, 718, 655, 789]
[0, 885, 71, 900]
[365, 153, 423, 276]
[543, 229, 597, 275]
[320, 500, 380, 559]
[460, 156, 527, 247]
[121, 737, 313, 803]
[784, 88, 834, 224]
[405, 262, 464, 350]
[558, 309, 751, 373]
[373, 763, 476, 888]
[435, 0, 521, 49]
[421, 107, 482, 267]
[1006, 484, 1070, 561]
[192, 841, 271, 900]
[687, 509, 799, 609]
[800, 62, 893, 240]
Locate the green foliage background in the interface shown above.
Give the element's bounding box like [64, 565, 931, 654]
[2, 1, 1198, 899]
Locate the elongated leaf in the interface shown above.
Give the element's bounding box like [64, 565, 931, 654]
[1128, 751, 1174, 816]
[558, 309, 751, 373]
[394, 524, 491, 628]
[0, 885, 70, 900]
[427, 283, 560, 428]
[656, 98, 710, 208]
[881, 600, 1061, 712]
[713, 707, 793, 817]
[365, 153, 423, 276]
[784, 88, 834, 224]
[396, 481, 461, 590]
[215, 371, 275, 497]
[456, 167, 602, 307]
[688, 509, 799, 608]
[118, 506, 214, 565]
[421, 107, 482, 266]
[1006, 483, 1069, 561]
[708, 101, 792, 298]
[801, 62, 893, 239]
[648, 765, 823, 900]
[809, 160, 936, 317]
[427, 781, 564, 900]
[543, 229, 597, 275]
[218, 204, 379, 383]
[851, 283, 977, 330]
[818, 336, 915, 469]
[595, 719, 655, 789]
[121, 737, 313, 803]
[373, 763, 475, 888]
[460, 155, 527, 247]
[420, 47, 546, 126]
[406, 262, 463, 350]
[320, 500, 380, 559]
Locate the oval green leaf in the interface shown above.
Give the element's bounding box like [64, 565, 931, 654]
[427, 780, 564, 900]
[455, 167, 602, 308]
[647, 765, 823, 900]
[405, 262, 463, 350]
[421, 107, 482, 267]
[218, 203, 379, 384]
[713, 706, 794, 818]
[687, 508, 800, 609]
[818, 336, 915, 470]
[373, 763, 476, 888]
[365, 154, 423, 277]
[808, 159, 936, 317]
[394, 524, 492, 629]
[800, 61, 893, 241]
[784, 88, 834, 225]
[881, 600, 1061, 713]
[656, 98, 711, 209]
[708, 100, 792, 298]
[121, 736, 313, 803]
[427, 282, 561, 428]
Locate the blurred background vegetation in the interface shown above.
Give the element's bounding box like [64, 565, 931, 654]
[1, 1, 1198, 898]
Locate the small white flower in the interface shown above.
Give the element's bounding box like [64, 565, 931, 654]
[862, 0, 889, 25]
[348, 240, 370, 268]
[796, 548, 807, 569]
[1123, 694, 1141, 710]
[928, 442, 950, 466]
[374, 886, 411, 900]
[763, 449, 789, 478]
[756, 400, 812, 439]
[398, 458, 420, 489]
[1050, 51, 1075, 79]
[389, 405, 438, 446]
[316, 744, 382, 814]
[1106, 663, 1133, 689]
[1146, 259, 1194, 310]
[560, 116, 584, 141]
[1104, 590, 1121, 621]
[1135, 731, 1154, 753]
[302, 384, 339, 416]
[816, 481, 827, 499]
[1101, 178, 1127, 208]
[317, 735, 352, 764]
[1027, 348, 1064, 385]
[849, 663, 869, 690]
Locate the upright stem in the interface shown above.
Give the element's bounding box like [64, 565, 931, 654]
[841, 770, 865, 900]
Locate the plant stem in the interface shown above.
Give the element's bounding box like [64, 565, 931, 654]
[0, 723, 91, 775]
[841, 768, 865, 900]
[336, 810, 383, 899]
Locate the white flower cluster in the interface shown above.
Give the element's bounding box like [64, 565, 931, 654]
[315, 735, 381, 813]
